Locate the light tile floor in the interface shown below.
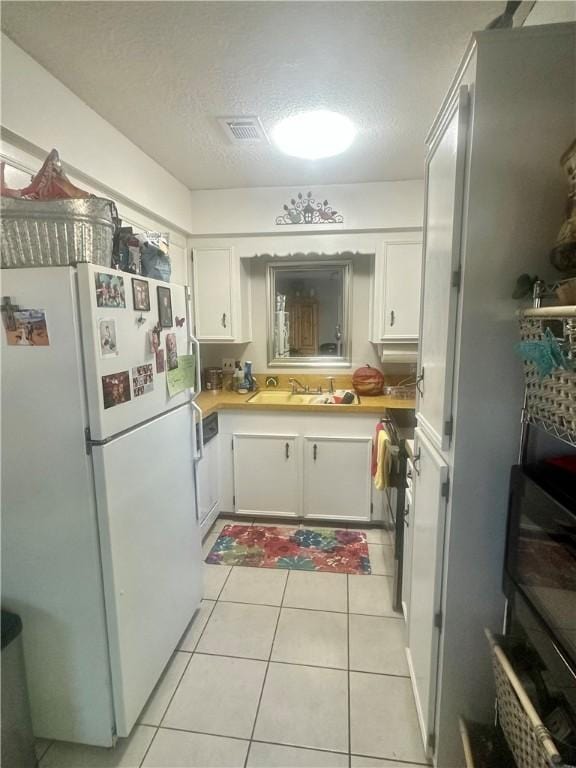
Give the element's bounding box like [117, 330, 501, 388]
[38, 519, 428, 768]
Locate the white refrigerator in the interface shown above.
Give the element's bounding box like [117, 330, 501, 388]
[1, 263, 203, 747]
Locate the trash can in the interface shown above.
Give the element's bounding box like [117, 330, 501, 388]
[1, 610, 37, 767]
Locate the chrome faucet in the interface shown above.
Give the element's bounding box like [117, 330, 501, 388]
[289, 377, 307, 394]
[289, 378, 323, 395]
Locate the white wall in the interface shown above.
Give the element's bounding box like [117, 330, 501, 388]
[523, 0, 576, 25]
[1, 34, 193, 282]
[189, 180, 424, 236]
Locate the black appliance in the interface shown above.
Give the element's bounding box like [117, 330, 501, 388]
[504, 463, 576, 756]
[380, 408, 416, 613]
[504, 463, 576, 672]
[196, 411, 218, 448]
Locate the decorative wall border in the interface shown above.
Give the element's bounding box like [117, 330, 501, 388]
[276, 191, 343, 225]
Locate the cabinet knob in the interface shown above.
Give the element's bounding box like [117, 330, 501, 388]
[221, 312, 227, 328]
[390, 310, 395, 327]
[313, 443, 318, 461]
[285, 442, 290, 459]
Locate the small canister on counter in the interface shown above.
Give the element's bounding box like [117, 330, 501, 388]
[202, 367, 224, 391]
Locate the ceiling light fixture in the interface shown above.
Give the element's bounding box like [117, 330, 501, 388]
[272, 110, 356, 160]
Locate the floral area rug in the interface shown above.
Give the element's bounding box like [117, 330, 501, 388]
[205, 524, 371, 575]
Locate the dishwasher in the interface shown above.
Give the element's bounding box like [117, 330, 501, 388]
[195, 411, 220, 536]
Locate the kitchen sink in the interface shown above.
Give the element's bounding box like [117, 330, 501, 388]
[246, 390, 360, 406]
[246, 390, 318, 405]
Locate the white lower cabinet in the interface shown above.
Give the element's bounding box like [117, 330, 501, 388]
[407, 426, 448, 755]
[303, 436, 372, 521]
[233, 434, 300, 517]
[220, 412, 378, 522]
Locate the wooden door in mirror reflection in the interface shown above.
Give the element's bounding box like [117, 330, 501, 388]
[287, 298, 318, 356]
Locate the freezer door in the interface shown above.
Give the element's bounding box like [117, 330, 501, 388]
[91, 404, 202, 736]
[77, 263, 198, 441]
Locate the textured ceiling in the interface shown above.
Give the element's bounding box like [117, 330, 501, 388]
[1, 1, 502, 190]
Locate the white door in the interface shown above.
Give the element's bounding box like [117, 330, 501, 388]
[381, 242, 422, 340]
[77, 263, 196, 441]
[192, 248, 235, 341]
[303, 436, 372, 521]
[92, 404, 202, 736]
[197, 437, 219, 526]
[407, 427, 448, 754]
[233, 434, 300, 517]
[417, 86, 469, 450]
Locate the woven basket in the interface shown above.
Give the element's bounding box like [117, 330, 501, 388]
[518, 308, 576, 444]
[486, 630, 569, 768]
[1, 197, 116, 268]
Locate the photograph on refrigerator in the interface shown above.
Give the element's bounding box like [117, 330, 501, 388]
[166, 332, 178, 370]
[101, 371, 131, 409]
[98, 319, 119, 357]
[132, 364, 154, 397]
[95, 272, 126, 308]
[157, 286, 172, 327]
[3, 309, 50, 346]
[149, 325, 161, 353]
[155, 349, 165, 373]
[131, 278, 150, 312]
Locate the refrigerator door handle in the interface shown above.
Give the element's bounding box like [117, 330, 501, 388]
[191, 401, 204, 462]
[190, 335, 201, 397]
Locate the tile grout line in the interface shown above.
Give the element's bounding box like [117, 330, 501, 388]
[138, 649, 195, 767]
[139, 568, 226, 768]
[143, 724, 430, 768]
[243, 567, 290, 768]
[216, 595, 402, 620]
[37, 740, 53, 765]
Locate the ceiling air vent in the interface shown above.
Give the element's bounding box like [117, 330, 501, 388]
[218, 116, 268, 144]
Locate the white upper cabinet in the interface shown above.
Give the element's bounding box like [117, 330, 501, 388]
[383, 242, 422, 339]
[192, 246, 251, 342]
[417, 87, 469, 451]
[373, 241, 423, 343]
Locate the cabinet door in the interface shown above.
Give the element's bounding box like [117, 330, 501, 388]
[407, 427, 448, 753]
[382, 243, 422, 340]
[233, 434, 300, 517]
[192, 248, 234, 340]
[303, 437, 372, 521]
[417, 86, 469, 450]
